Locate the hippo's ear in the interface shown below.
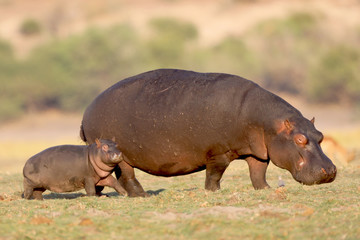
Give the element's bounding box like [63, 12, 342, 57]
[310, 117, 315, 125]
[95, 138, 101, 148]
[248, 128, 268, 160]
[276, 119, 294, 135]
[284, 119, 294, 132]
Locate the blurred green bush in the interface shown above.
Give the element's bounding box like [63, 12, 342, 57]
[143, 17, 198, 67]
[0, 39, 23, 122]
[250, 12, 320, 93]
[19, 19, 42, 36]
[0, 14, 360, 122]
[308, 45, 360, 104]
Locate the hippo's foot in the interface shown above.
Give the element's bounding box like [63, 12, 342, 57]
[23, 179, 45, 200]
[205, 181, 220, 192]
[245, 156, 270, 190]
[205, 153, 231, 191]
[115, 161, 149, 197]
[122, 178, 149, 197]
[95, 186, 105, 196]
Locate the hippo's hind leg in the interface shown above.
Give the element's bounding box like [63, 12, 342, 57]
[23, 178, 45, 200]
[23, 178, 34, 200]
[205, 153, 232, 191]
[23, 178, 44, 200]
[245, 156, 270, 189]
[32, 188, 45, 200]
[115, 161, 148, 197]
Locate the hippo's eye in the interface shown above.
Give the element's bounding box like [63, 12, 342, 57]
[294, 134, 308, 147]
[102, 144, 109, 152]
[318, 133, 324, 144]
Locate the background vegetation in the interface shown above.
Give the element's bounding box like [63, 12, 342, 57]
[1, 11, 360, 122]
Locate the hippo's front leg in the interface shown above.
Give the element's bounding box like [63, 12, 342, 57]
[84, 178, 97, 196]
[97, 175, 127, 196]
[245, 156, 270, 189]
[205, 153, 232, 191]
[115, 161, 148, 197]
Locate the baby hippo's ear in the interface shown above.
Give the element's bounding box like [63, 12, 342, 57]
[95, 138, 101, 148]
[310, 117, 315, 125]
[102, 144, 109, 152]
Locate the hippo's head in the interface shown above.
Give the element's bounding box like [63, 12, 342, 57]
[95, 138, 123, 166]
[267, 117, 336, 185]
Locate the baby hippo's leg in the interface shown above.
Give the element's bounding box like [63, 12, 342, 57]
[23, 178, 34, 200]
[95, 186, 105, 196]
[32, 188, 45, 200]
[97, 175, 127, 196]
[23, 178, 45, 200]
[84, 178, 97, 196]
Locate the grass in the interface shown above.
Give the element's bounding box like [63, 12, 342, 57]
[0, 150, 359, 239]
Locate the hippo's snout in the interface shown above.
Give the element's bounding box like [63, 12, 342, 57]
[110, 152, 123, 161]
[316, 165, 337, 184]
[292, 160, 337, 186]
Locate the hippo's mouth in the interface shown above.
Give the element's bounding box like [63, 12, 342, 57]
[292, 173, 316, 185]
[110, 153, 122, 161]
[292, 169, 337, 185]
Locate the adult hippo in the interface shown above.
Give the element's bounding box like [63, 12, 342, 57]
[80, 69, 336, 197]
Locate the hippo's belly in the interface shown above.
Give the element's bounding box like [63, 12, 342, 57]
[119, 142, 208, 176]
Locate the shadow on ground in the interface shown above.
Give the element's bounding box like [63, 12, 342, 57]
[41, 188, 167, 199]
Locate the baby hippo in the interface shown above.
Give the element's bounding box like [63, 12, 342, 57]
[23, 138, 127, 200]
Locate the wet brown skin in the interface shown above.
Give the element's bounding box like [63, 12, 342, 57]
[80, 69, 337, 197]
[23, 139, 127, 200]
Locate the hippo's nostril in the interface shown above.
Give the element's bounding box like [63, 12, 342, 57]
[327, 166, 337, 177]
[331, 167, 337, 177]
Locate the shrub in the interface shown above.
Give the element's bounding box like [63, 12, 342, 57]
[19, 19, 42, 36]
[23, 24, 140, 112]
[308, 45, 360, 105]
[196, 36, 259, 78]
[0, 39, 24, 121]
[251, 12, 319, 93]
[145, 18, 198, 67]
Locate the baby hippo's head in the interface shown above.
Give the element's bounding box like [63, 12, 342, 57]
[95, 138, 123, 166]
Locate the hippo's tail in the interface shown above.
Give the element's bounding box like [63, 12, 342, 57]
[80, 122, 87, 143]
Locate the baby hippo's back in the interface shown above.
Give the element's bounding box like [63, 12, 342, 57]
[23, 145, 90, 192]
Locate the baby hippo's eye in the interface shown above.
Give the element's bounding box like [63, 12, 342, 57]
[294, 134, 308, 147]
[102, 144, 109, 152]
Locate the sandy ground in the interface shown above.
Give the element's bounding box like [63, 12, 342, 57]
[0, 110, 82, 142]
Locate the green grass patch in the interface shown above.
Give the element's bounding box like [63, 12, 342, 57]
[1, 159, 359, 239]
